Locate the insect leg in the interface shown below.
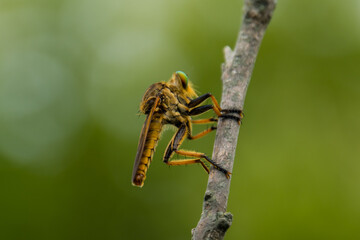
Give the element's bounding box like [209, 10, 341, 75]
[174, 150, 231, 179]
[219, 115, 241, 124]
[188, 117, 218, 140]
[188, 104, 222, 122]
[188, 126, 217, 140]
[220, 109, 244, 125]
[187, 93, 222, 116]
[163, 124, 230, 178]
[221, 109, 243, 115]
[188, 105, 213, 116]
[163, 125, 218, 175]
[165, 158, 210, 174]
[188, 93, 243, 124]
[190, 118, 218, 139]
[191, 117, 217, 124]
[163, 125, 187, 162]
[188, 93, 220, 109]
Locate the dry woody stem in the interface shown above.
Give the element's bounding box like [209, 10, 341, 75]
[192, 0, 277, 239]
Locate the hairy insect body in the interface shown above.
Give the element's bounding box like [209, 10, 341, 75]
[140, 83, 164, 113]
[132, 71, 237, 187]
[133, 113, 163, 187]
[142, 82, 192, 127]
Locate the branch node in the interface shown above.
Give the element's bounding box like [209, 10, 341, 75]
[245, 0, 276, 24]
[215, 212, 233, 232]
[204, 191, 213, 201]
[204, 191, 215, 210]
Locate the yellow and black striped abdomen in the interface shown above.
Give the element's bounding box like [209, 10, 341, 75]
[133, 113, 164, 187]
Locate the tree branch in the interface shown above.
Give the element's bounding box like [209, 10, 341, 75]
[192, 0, 277, 239]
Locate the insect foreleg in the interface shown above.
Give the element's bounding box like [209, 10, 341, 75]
[188, 93, 223, 116]
[220, 109, 244, 125]
[188, 105, 213, 116]
[189, 104, 242, 124]
[188, 93, 220, 109]
[187, 93, 243, 124]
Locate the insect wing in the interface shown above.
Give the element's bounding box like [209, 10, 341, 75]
[132, 96, 160, 183]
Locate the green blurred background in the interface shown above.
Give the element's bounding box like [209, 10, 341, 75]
[0, 0, 359, 239]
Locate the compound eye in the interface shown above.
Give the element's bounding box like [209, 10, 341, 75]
[176, 71, 188, 88]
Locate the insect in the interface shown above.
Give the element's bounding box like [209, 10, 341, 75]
[132, 71, 242, 187]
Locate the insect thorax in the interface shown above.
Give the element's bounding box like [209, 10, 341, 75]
[140, 82, 189, 126]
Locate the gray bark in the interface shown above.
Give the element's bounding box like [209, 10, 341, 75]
[192, 0, 277, 239]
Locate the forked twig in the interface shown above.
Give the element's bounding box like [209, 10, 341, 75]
[192, 0, 277, 239]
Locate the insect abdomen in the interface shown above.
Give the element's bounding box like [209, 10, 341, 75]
[133, 113, 163, 187]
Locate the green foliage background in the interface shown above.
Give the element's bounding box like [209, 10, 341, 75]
[0, 0, 359, 239]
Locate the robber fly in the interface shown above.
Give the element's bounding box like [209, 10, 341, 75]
[132, 71, 242, 187]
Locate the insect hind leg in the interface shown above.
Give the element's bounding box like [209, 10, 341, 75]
[165, 158, 210, 174]
[174, 150, 231, 179]
[163, 125, 187, 162]
[163, 124, 230, 178]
